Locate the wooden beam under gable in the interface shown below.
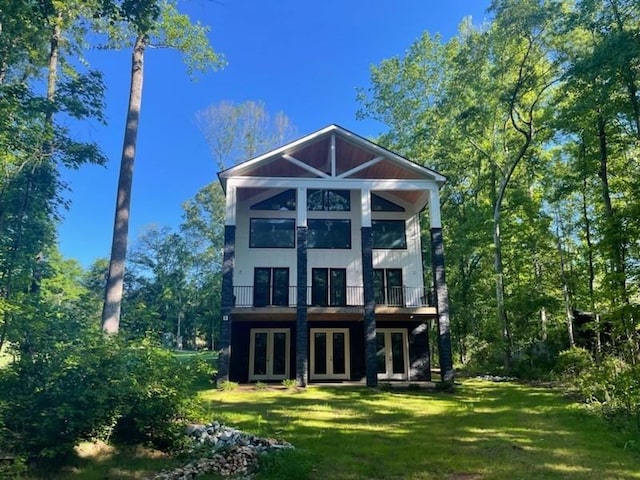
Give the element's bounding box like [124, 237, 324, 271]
[330, 134, 336, 177]
[282, 154, 330, 178]
[337, 155, 384, 179]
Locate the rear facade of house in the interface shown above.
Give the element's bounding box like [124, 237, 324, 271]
[216, 125, 453, 386]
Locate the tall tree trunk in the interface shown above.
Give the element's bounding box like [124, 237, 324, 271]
[580, 150, 600, 360]
[554, 212, 575, 347]
[596, 113, 637, 361]
[102, 35, 146, 333]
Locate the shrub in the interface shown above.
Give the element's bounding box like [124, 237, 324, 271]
[218, 380, 239, 391]
[556, 347, 594, 380]
[281, 379, 297, 390]
[110, 339, 196, 451]
[0, 310, 198, 459]
[0, 312, 123, 459]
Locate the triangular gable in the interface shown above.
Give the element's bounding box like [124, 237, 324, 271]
[218, 124, 446, 191]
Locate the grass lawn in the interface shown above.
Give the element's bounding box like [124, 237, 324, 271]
[43, 379, 640, 479]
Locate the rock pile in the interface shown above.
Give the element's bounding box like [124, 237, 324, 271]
[147, 422, 293, 480]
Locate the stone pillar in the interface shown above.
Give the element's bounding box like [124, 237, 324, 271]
[361, 226, 377, 387]
[431, 227, 454, 383]
[217, 224, 235, 383]
[296, 226, 308, 386]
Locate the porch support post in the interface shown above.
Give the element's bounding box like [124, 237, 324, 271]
[429, 189, 454, 384]
[361, 189, 377, 387]
[217, 223, 235, 383]
[296, 188, 308, 386]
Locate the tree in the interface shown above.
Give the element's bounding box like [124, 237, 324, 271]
[101, 0, 224, 333]
[0, 0, 107, 349]
[195, 100, 297, 169]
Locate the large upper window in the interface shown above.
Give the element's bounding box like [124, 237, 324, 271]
[307, 189, 350, 211]
[250, 218, 295, 248]
[372, 220, 407, 249]
[308, 219, 351, 249]
[251, 190, 296, 211]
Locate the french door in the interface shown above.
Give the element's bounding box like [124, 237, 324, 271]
[254, 268, 289, 307]
[373, 269, 404, 306]
[311, 268, 347, 306]
[249, 329, 290, 381]
[376, 329, 409, 380]
[310, 328, 350, 380]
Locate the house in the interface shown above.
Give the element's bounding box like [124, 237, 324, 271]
[216, 125, 453, 387]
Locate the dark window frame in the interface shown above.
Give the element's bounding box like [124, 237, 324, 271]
[308, 219, 351, 249]
[372, 219, 407, 249]
[253, 267, 290, 307]
[371, 193, 405, 212]
[373, 268, 404, 306]
[249, 218, 296, 248]
[312, 268, 347, 306]
[307, 189, 351, 211]
[250, 189, 296, 211]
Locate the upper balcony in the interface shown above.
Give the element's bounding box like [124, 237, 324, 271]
[230, 285, 436, 320]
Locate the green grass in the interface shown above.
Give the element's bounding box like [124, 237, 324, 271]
[32, 379, 640, 479]
[198, 380, 640, 480]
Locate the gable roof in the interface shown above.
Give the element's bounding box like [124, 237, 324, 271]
[217, 124, 445, 212]
[219, 124, 444, 183]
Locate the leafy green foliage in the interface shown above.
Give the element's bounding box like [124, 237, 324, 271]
[110, 339, 196, 451]
[0, 304, 200, 459]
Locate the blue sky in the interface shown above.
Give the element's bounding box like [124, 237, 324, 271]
[59, 0, 491, 267]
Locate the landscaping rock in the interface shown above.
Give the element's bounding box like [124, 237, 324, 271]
[146, 422, 293, 479]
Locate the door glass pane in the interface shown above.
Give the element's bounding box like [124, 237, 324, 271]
[272, 332, 287, 375]
[373, 270, 385, 305]
[332, 332, 346, 374]
[312, 269, 328, 306]
[376, 332, 386, 374]
[314, 332, 327, 375]
[272, 268, 289, 306]
[254, 268, 271, 307]
[386, 269, 403, 306]
[330, 269, 346, 306]
[391, 332, 405, 374]
[253, 332, 268, 375]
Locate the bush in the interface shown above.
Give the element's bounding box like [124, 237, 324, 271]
[0, 314, 123, 459]
[556, 347, 594, 381]
[0, 310, 198, 459]
[110, 339, 196, 451]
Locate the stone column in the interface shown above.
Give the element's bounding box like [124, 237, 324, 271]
[217, 224, 235, 383]
[296, 226, 308, 386]
[362, 226, 377, 387]
[295, 187, 308, 386]
[361, 189, 377, 387]
[429, 189, 454, 383]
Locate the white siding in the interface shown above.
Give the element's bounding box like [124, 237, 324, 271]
[234, 189, 425, 290]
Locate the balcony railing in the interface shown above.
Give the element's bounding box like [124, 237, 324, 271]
[232, 286, 434, 308]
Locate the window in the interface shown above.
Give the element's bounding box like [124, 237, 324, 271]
[250, 218, 295, 248]
[308, 219, 351, 249]
[312, 268, 347, 306]
[374, 269, 404, 306]
[254, 268, 289, 307]
[371, 193, 405, 212]
[251, 190, 296, 210]
[307, 189, 350, 211]
[372, 220, 407, 249]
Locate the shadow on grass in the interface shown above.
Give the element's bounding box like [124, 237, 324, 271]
[28, 441, 179, 480]
[199, 380, 640, 480]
